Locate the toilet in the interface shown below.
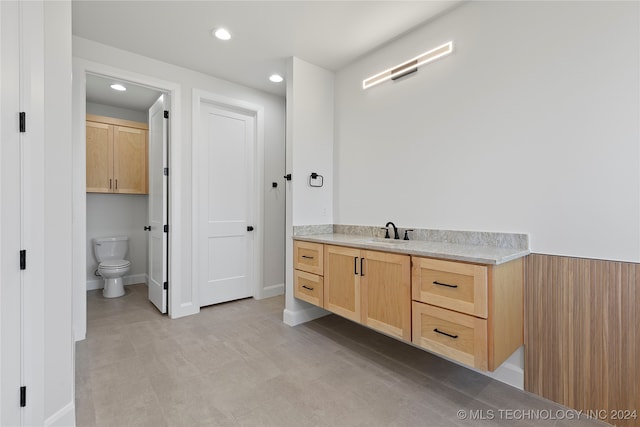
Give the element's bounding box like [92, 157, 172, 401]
[93, 236, 131, 298]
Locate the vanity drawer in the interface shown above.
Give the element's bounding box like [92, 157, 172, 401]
[412, 302, 487, 370]
[412, 257, 488, 318]
[294, 241, 323, 275]
[294, 270, 323, 307]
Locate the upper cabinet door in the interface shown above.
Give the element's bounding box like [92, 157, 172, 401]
[113, 126, 148, 194]
[86, 121, 113, 193]
[86, 115, 149, 195]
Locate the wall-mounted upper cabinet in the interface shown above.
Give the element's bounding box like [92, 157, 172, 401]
[86, 114, 148, 194]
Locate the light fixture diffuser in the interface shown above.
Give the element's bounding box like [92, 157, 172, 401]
[213, 28, 231, 41]
[362, 41, 453, 90]
[110, 84, 127, 91]
[269, 74, 284, 83]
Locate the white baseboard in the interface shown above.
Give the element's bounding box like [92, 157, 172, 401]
[86, 273, 148, 291]
[256, 283, 284, 299]
[484, 361, 524, 390]
[73, 326, 85, 342]
[283, 305, 329, 326]
[44, 401, 75, 427]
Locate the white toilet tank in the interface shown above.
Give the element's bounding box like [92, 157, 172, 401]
[94, 236, 129, 262]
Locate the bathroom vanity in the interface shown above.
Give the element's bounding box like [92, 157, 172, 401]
[293, 228, 528, 372]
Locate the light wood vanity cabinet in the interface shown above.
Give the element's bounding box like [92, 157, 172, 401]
[86, 114, 148, 194]
[294, 240, 323, 275]
[324, 245, 361, 322]
[324, 245, 411, 341]
[360, 250, 411, 341]
[412, 256, 523, 371]
[293, 241, 324, 306]
[292, 238, 523, 372]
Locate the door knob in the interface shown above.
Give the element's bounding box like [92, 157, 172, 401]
[144, 226, 151, 231]
[247, 226, 254, 231]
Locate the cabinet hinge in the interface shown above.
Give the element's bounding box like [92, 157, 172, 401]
[20, 386, 26, 407]
[19, 250, 26, 270]
[163, 167, 168, 176]
[163, 281, 168, 290]
[163, 110, 169, 119]
[163, 225, 168, 233]
[19, 112, 26, 133]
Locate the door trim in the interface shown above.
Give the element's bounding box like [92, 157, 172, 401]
[192, 89, 265, 307]
[72, 58, 187, 342]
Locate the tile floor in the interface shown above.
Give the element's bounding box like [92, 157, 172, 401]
[75, 284, 604, 426]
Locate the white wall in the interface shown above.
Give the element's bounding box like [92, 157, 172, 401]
[73, 36, 286, 322]
[86, 194, 148, 289]
[334, 1, 640, 262]
[43, 1, 75, 425]
[85, 103, 149, 290]
[284, 57, 334, 325]
[290, 58, 334, 226]
[86, 101, 147, 123]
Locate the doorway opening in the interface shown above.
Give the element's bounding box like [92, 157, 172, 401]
[73, 62, 182, 341]
[85, 74, 168, 320]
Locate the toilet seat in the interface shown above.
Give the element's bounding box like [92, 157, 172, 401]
[99, 259, 130, 269]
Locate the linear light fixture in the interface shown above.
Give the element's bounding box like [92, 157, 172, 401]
[362, 41, 453, 90]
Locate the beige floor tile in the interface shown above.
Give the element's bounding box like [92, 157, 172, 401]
[76, 284, 604, 427]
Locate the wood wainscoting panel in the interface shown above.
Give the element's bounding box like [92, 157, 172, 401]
[525, 254, 639, 427]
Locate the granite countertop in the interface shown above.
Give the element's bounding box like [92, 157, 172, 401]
[293, 233, 529, 265]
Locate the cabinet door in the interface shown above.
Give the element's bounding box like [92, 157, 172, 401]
[113, 126, 148, 194]
[86, 121, 113, 193]
[361, 250, 411, 341]
[324, 245, 361, 322]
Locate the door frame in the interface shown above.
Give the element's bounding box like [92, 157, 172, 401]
[72, 58, 184, 341]
[192, 89, 265, 306]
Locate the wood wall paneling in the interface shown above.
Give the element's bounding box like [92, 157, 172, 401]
[525, 254, 639, 427]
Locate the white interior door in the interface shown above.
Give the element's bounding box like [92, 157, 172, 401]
[1, 2, 24, 423]
[147, 95, 168, 313]
[198, 103, 254, 307]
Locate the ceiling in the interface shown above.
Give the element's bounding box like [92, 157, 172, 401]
[72, 1, 462, 97]
[86, 74, 163, 112]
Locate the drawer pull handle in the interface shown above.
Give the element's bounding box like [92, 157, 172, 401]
[434, 328, 458, 339]
[433, 281, 458, 289]
[301, 255, 314, 259]
[302, 285, 314, 291]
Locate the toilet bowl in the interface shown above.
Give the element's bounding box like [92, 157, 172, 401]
[93, 236, 130, 298]
[97, 260, 131, 298]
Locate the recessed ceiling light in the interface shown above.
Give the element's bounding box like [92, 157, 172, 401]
[269, 74, 284, 83]
[110, 84, 127, 91]
[212, 28, 231, 41]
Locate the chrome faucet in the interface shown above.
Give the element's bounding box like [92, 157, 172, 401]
[385, 222, 400, 240]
